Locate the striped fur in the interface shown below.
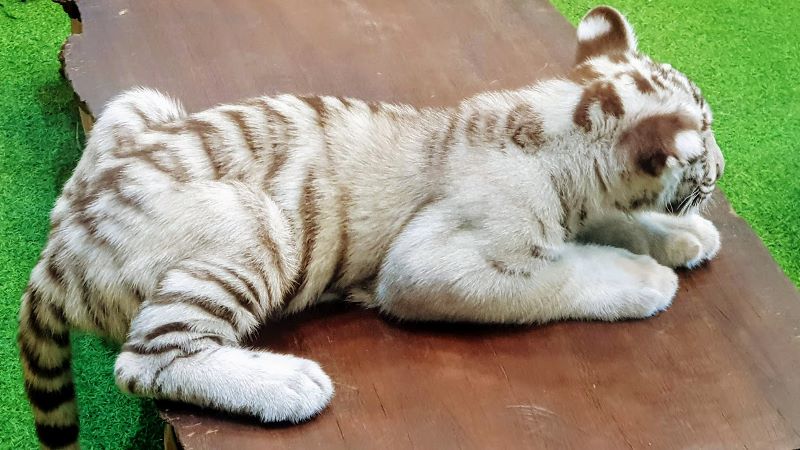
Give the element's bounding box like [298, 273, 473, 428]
[19, 7, 724, 448]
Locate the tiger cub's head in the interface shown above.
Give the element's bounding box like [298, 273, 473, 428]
[570, 6, 724, 215]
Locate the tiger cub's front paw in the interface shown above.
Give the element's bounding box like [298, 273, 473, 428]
[655, 215, 721, 269]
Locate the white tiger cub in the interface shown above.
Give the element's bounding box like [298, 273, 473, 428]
[19, 6, 723, 449]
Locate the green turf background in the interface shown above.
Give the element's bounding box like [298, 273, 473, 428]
[0, 0, 797, 448]
[0, 1, 162, 448]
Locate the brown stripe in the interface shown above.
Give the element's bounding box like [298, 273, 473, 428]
[25, 381, 75, 413]
[608, 52, 629, 64]
[224, 109, 260, 157]
[232, 193, 286, 295]
[330, 187, 351, 285]
[578, 203, 588, 226]
[185, 118, 224, 179]
[551, 174, 571, 232]
[122, 342, 185, 356]
[484, 113, 499, 140]
[568, 64, 602, 84]
[337, 96, 353, 109]
[45, 256, 65, 287]
[465, 112, 481, 147]
[650, 73, 667, 90]
[507, 104, 544, 149]
[626, 71, 656, 94]
[593, 159, 609, 193]
[126, 377, 139, 394]
[249, 98, 291, 127]
[94, 165, 145, 211]
[190, 266, 260, 318]
[264, 150, 288, 193]
[144, 322, 192, 342]
[368, 102, 381, 114]
[442, 113, 459, 150]
[71, 190, 122, 256]
[218, 265, 262, 309]
[78, 273, 107, 332]
[25, 288, 69, 346]
[122, 335, 223, 355]
[129, 104, 154, 127]
[18, 336, 70, 379]
[122, 142, 189, 182]
[573, 81, 624, 132]
[36, 423, 79, 449]
[254, 228, 286, 294]
[154, 292, 238, 326]
[299, 95, 328, 126]
[283, 169, 320, 301]
[151, 348, 203, 388]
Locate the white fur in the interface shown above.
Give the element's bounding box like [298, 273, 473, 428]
[577, 15, 611, 42]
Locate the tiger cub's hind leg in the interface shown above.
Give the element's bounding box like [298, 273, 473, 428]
[114, 185, 334, 423]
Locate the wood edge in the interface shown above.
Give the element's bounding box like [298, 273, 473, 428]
[52, 0, 81, 21]
[53, 0, 96, 131]
[164, 423, 182, 450]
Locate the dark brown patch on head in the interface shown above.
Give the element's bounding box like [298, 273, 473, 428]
[568, 64, 602, 85]
[576, 6, 634, 64]
[368, 102, 381, 114]
[628, 71, 655, 94]
[573, 81, 625, 132]
[619, 113, 696, 176]
[506, 104, 544, 149]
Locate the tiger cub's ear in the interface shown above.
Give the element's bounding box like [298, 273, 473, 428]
[576, 6, 638, 64]
[618, 114, 700, 176]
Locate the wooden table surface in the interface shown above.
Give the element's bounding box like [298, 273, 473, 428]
[58, 1, 800, 449]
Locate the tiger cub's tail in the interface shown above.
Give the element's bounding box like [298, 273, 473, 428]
[18, 273, 77, 449]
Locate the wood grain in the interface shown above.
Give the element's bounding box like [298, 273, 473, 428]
[57, 1, 800, 448]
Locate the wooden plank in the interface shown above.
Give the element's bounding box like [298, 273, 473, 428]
[58, 0, 800, 448]
[61, 0, 574, 116]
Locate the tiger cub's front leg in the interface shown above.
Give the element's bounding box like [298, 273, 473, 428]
[375, 206, 678, 324]
[577, 212, 721, 269]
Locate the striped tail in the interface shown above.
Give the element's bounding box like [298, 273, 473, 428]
[18, 286, 78, 449]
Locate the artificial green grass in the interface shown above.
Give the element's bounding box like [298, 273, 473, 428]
[0, 0, 797, 449]
[0, 1, 162, 448]
[549, 0, 800, 282]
